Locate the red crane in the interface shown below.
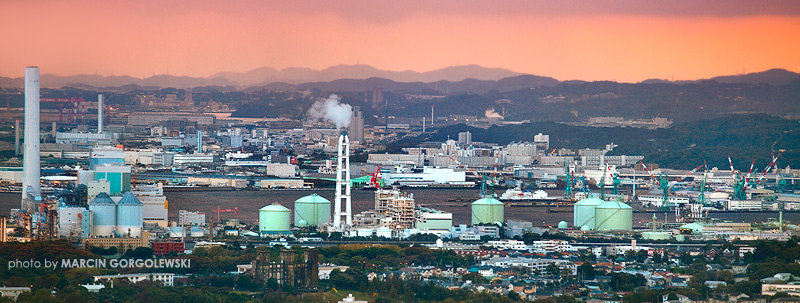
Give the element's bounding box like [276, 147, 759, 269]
[639, 161, 658, 185]
[212, 206, 239, 223]
[754, 152, 782, 186]
[369, 166, 383, 188]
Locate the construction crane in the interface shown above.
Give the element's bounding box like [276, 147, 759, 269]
[639, 161, 678, 219]
[212, 206, 239, 223]
[479, 174, 489, 198]
[754, 153, 782, 187]
[690, 162, 708, 221]
[728, 156, 748, 201]
[580, 172, 591, 196]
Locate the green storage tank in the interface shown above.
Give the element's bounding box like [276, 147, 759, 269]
[259, 203, 291, 233]
[471, 197, 504, 225]
[293, 194, 331, 227]
[573, 197, 604, 230]
[594, 201, 633, 231]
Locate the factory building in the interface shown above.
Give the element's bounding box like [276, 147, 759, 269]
[178, 210, 206, 226]
[84, 231, 151, 253]
[86, 180, 110, 202]
[131, 183, 168, 226]
[93, 165, 131, 196]
[386, 192, 415, 231]
[257, 179, 307, 189]
[94, 273, 174, 287]
[471, 197, 504, 225]
[348, 106, 364, 144]
[372, 189, 416, 231]
[127, 112, 215, 126]
[294, 194, 331, 227]
[383, 167, 466, 187]
[57, 205, 91, 238]
[89, 147, 125, 169]
[265, 163, 298, 178]
[173, 153, 214, 166]
[0, 167, 24, 184]
[55, 132, 115, 145]
[415, 207, 453, 234]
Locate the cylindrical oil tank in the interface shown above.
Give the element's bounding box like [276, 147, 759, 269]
[594, 201, 633, 231]
[116, 192, 143, 237]
[573, 197, 604, 230]
[471, 197, 504, 225]
[294, 194, 331, 227]
[259, 203, 291, 233]
[88, 192, 116, 236]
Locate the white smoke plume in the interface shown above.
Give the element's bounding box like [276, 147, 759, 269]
[308, 94, 352, 129]
[484, 108, 504, 120]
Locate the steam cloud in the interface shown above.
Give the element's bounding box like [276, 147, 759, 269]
[308, 94, 352, 129]
[484, 108, 504, 120]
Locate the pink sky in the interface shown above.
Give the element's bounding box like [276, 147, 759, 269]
[2, 0, 800, 82]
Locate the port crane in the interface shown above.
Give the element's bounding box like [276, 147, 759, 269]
[640, 161, 702, 221]
[728, 156, 749, 200]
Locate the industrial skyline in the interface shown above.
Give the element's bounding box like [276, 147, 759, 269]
[2, 1, 800, 83]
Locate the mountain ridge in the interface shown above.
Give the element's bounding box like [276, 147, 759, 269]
[1, 66, 798, 89]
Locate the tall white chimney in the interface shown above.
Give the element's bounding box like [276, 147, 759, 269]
[22, 67, 41, 210]
[97, 94, 103, 133]
[431, 104, 434, 126]
[333, 132, 352, 230]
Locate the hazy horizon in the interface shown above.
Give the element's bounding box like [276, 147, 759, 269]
[3, 1, 800, 83]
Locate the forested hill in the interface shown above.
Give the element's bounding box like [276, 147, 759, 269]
[415, 114, 800, 170]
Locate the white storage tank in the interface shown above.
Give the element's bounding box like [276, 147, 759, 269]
[293, 194, 331, 227]
[573, 197, 604, 230]
[376, 226, 392, 238]
[88, 192, 116, 236]
[594, 201, 633, 231]
[356, 228, 373, 237]
[471, 197, 504, 225]
[259, 203, 291, 233]
[116, 192, 144, 237]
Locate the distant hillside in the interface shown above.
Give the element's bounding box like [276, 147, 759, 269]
[640, 69, 800, 86]
[243, 74, 559, 94]
[0, 64, 528, 89]
[707, 68, 800, 86]
[214, 64, 526, 86]
[412, 114, 800, 170]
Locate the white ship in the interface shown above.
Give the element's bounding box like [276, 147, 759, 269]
[498, 186, 559, 202]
